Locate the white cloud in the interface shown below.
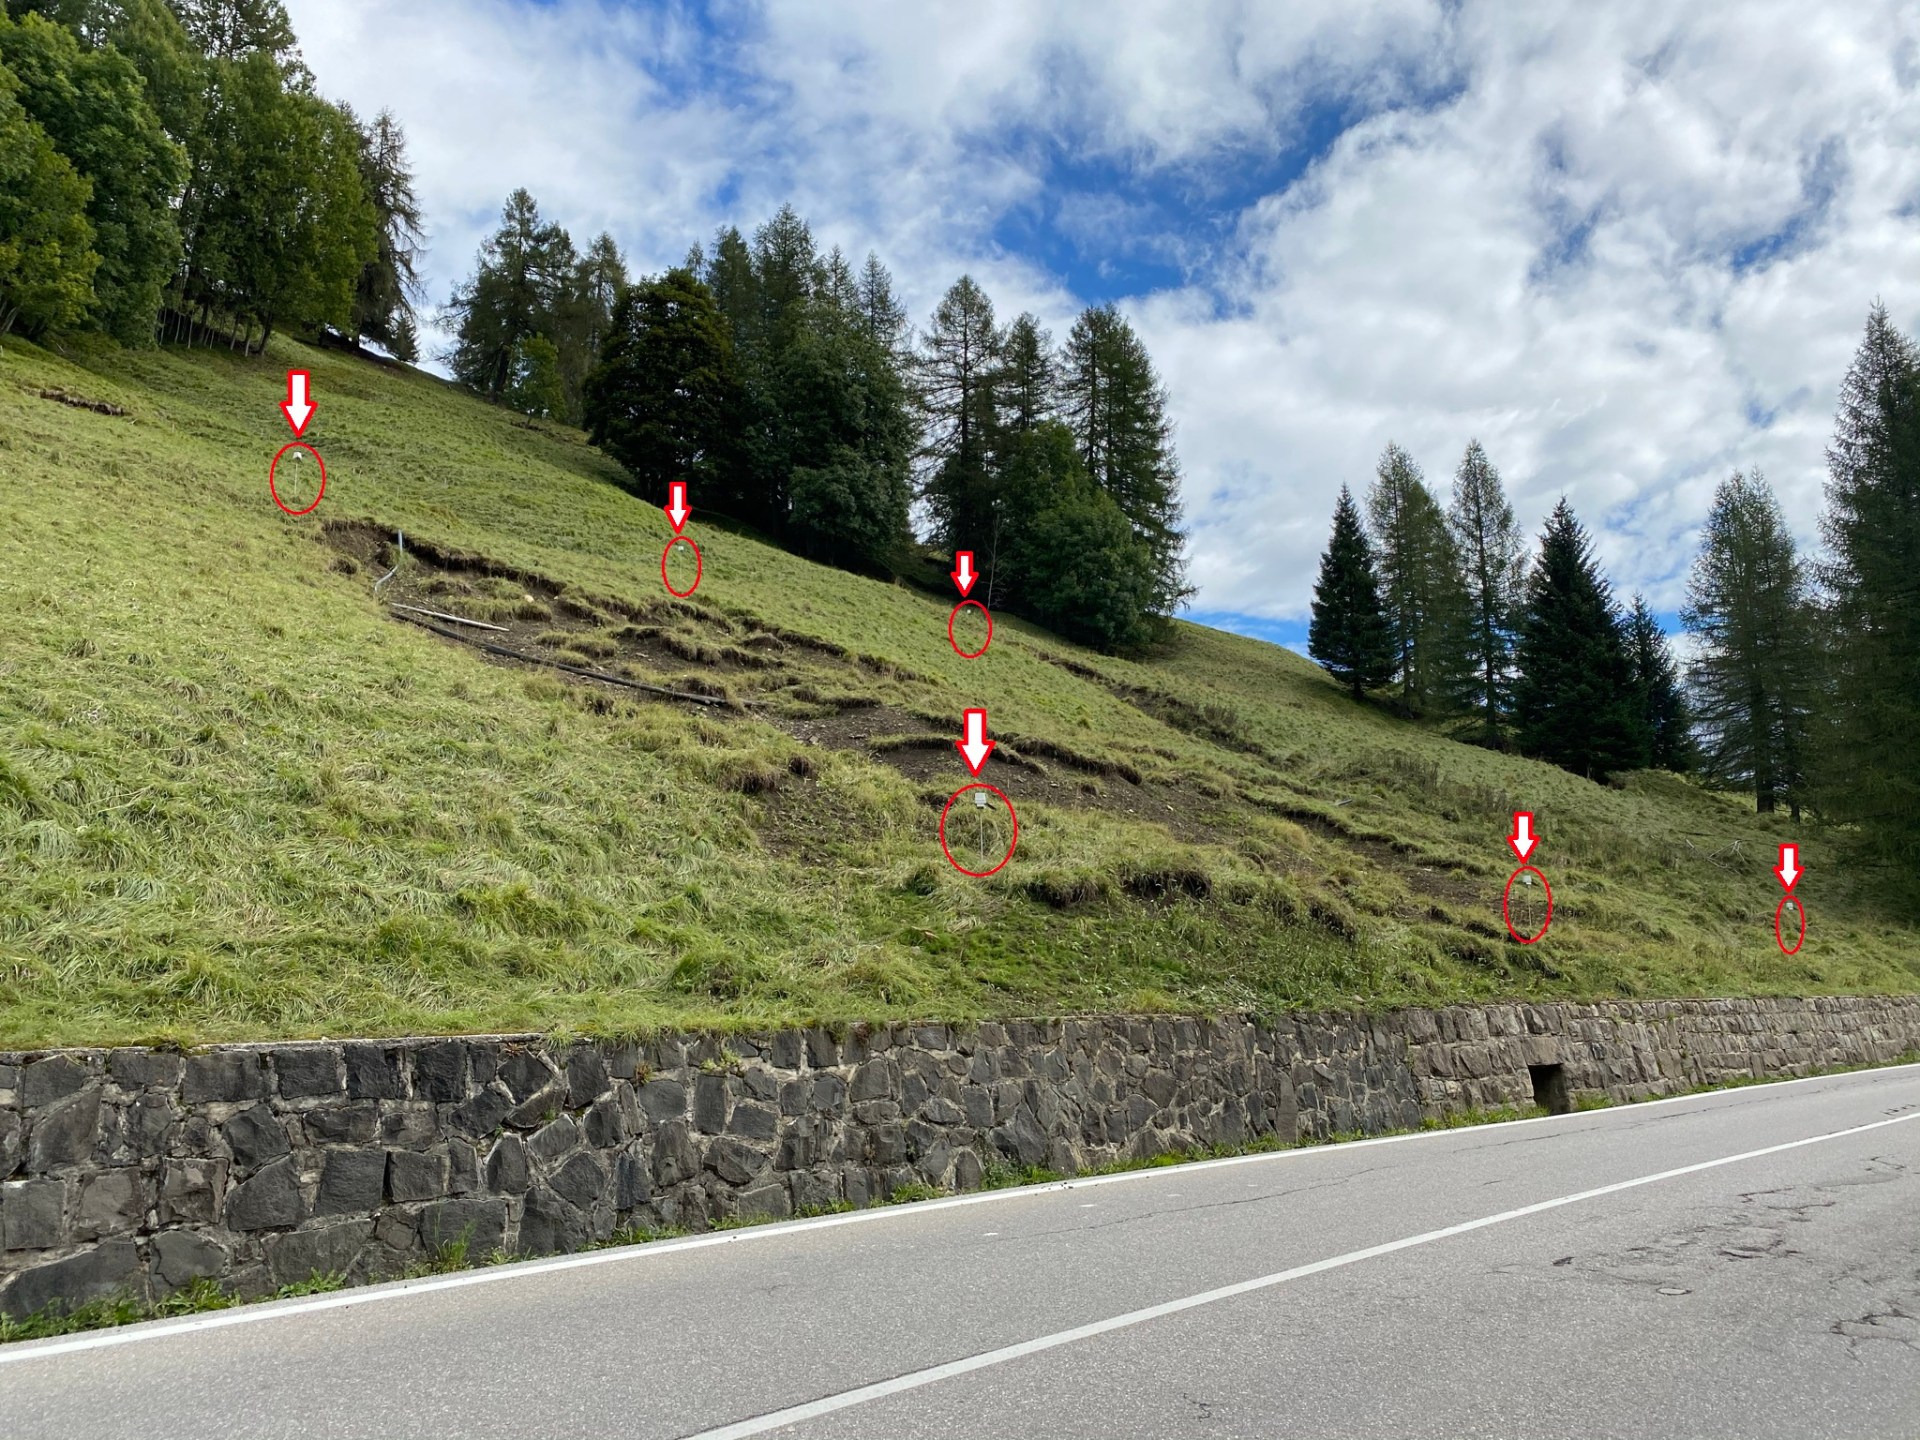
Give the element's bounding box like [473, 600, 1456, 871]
[285, 0, 1920, 621]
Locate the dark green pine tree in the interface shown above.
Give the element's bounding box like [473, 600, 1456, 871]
[1367, 442, 1471, 719]
[445, 188, 574, 404]
[1819, 303, 1920, 873]
[916, 274, 1003, 554]
[1309, 485, 1394, 699]
[1512, 499, 1643, 780]
[1625, 594, 1691, 773]
[1447, 439, 1527, 746]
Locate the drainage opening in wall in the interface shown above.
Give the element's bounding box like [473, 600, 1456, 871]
[1529, 1063, 1571, 1115]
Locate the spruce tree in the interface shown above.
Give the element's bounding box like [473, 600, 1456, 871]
[1308, 485, 1394, 699]
[999, 312, 1055, 433]
[1625, 595, 1691, 773]
[1819, 303, 1920, 869]
[1447, 439, 1526, 745]
[1059, 303, 1189, 614]
[1367, 443, 1470, 718]
[445, 189, 574, 403]
[1512, 499, 1642, 779]
[1682, 469, 1813, 814]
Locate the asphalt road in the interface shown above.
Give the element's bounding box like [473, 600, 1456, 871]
[7, 1065, 1920, 1439]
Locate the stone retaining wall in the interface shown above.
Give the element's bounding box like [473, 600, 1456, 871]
[5, 995, 1918, 1317]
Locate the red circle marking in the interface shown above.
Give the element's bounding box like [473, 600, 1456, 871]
[938, 782, 1019, 878]
[948, 600, 992, 659]
[661, 536, 702, 597]
[1501, 865, 1553, 944]
[268, 442, 327, 516]
[1775, 895, 1807, 956]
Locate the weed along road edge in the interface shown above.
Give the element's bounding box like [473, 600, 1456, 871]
[6, 1065, 1920, 1439]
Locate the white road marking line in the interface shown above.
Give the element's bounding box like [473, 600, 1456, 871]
[676, 1109, 1920, 1440]
[2, 1060, 1913, 1366]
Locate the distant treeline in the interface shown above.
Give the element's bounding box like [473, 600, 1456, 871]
[446, 195, 1191, 651]
[1308, 305, 1920, 879]
[0, 0, 423, 356]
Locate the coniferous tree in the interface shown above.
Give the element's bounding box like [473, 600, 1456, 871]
[583, 266, 738, 508]
[999, 312, 1055, 434]
[1059, 302, 1188, 614]
[855, 250, 906, 355]
[445, 188, 574, 404]
[1625, 594, 1691, 773]
[1367, 443, 1470, 718]
[1682, 470, 1813, 814]
[1447, 439, 1526, 745]
[1513, 499, 1642, 779]
[916, 274, 1002, 553]
[347, 106, 423, 353]
[1308, 485, 1394, 699]
[388, 309, 418, 364]
[1819, 304, 1920, 870]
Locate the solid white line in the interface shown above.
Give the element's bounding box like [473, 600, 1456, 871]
[678, 1109, 1920, 1440]
[1, 1058, 1913, 1366]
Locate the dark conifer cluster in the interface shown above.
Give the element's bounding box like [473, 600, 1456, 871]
[0, 1, 425, 355]
[1308, 304, 1920, 883]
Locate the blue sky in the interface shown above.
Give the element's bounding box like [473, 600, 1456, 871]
[288, 0, 1920, 647]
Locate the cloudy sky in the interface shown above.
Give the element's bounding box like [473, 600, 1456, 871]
[286, 0, 1920, 646]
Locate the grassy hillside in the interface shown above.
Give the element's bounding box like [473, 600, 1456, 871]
[2, 332, 1914, 1048]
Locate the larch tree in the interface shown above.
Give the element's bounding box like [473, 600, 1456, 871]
[1367, 442, 1469, 719]
[1682, 470, 1814, 815]
[916, 274, 1003, 554]
[1818, 303, 1920, 871]
[1058, 303, 1188, 616]
[1447, 439, 1526, 745]
[1308, 484, 1395, 699]
[348, 106, 424, 355]
[445, 188, 574, 404]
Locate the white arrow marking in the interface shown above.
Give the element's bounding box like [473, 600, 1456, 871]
[665, 482, 691, 533]
[954, 552, 975, 596]
[956, 708, 994, 775]
[1510, 812, 1536, 862]
[281, 371, 313, 436]
[1778, 844, 1801, 889]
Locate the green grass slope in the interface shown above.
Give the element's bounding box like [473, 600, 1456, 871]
[2, 334, 1914, 1047]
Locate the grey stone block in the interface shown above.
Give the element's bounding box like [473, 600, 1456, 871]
[693, 1074, 729, 1134]
[183, 1052, 268, 1105]
[528, 1115, 580, 1168]
[566, 1048, 608, 1108]
[2, 1178, 66, 1250]
[268, 1220, 371, 1285]
[386, 1149, 447, 1203]
[225, 1155, 302, 1231]
[313, 1148, 386, 1217]
[274, 1046, 344, 1098]
[150, 1230, 228, 1293]
[550, 1151, 606, 1210]
[850, 1060, 896, 1101]
[1, 1239, 140, 1318]
[735, 1180, 791, 1221]
[417, 1197, 508, 1257]
[303, 1102, 378, 1145]
[448, 1138, 480, 1196]
[584, 1092, 630, 1148]
[378, 1103, 439, 1147]
[160, 1157, 226, 1225]
[614, 1149, 650, 1209]
[412, 1042, 467, 1103]
[805, 1027, 840, 1068]
[343, 1044, 406, 1100]
[0, 1111, 20, 1179]
[639, 1078, 687, 1124]
[652, 1121, 699, 1188]
[108, 1049, 183, 1091]
[76, 1168, 145, 1239]
[706, 1137, 769, 1186]
[27, 1087, 100, 1170]
[485, 1135, 530, 1195]
[497, 1050, 553, 1103]
[21, 1055, 89, 1108]
[517, 1187, 587, 1255]
[449, 1085, 513, 1137]
[726, 1101, 778, 1141]
[222, 1103, 290, 1170]
[110, 1092, 177, 1159]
